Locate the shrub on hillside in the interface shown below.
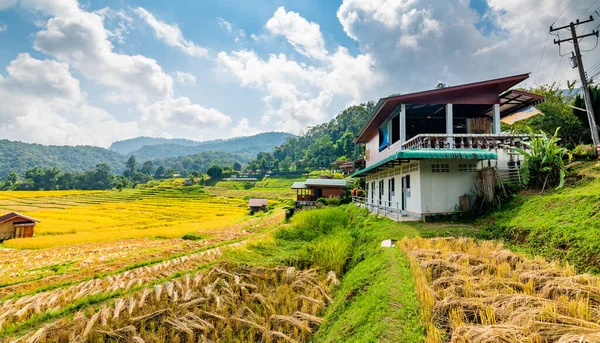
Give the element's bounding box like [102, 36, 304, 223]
[513, 128, 569, 191]
[572, 144, 598, 159]
[326, 197, 340, 206]
[276, 207, 348, 241]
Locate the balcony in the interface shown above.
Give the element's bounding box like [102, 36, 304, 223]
[401, 133, 533, 150]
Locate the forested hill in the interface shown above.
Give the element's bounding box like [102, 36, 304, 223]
[0, 132, 295, 179]
[111, 132, 294, 159]
[0, 140, 127, 178]
[109, 137, 199, 154]
[246, 103, 375, 172]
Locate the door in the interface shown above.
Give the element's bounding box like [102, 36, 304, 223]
[378, 180, 384, 205]
[388, 178, 395, 207]
[401, 175, 410, 212]
[315, 188, 323, 199]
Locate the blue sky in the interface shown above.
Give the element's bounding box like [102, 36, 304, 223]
[0, 0, 598, 147]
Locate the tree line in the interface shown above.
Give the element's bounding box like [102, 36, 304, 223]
[245, 103, 375, 173]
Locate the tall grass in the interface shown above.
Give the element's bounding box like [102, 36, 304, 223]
[276, 208, 348, 241]
[306, 232, 354, 275]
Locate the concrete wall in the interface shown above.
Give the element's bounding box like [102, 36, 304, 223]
[419, 160, 478, 214]
[365, 161, 421, 217]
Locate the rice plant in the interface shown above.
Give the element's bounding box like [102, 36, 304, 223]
[400, 237, 600, 343]
[11, 264, 337, 343]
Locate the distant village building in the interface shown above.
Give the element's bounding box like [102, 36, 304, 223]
[351, 73, 544, 220]
[0, 212, 40, 240]
[248, 198, 268, 213]
[292, 178, 349, 206]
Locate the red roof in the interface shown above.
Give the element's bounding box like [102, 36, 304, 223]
[0, 212, 40, 224]
[356, 73, 531, 143]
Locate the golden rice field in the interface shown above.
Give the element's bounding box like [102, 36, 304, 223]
[0, 188, 251, 249]
[0, 185, 291, 341]
[401, 237, 600, 343]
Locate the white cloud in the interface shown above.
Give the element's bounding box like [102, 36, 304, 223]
[3, 0, 233, 145]
[0, 22, 6, 32]
[265, 7, 328, 60]
[218, 17, 232, 32]
[0, 0, 16, 10]
[173, 71, 197, 85]
[0, 53, 140, 147]
[135, 7, 207, 57]
[141, 97, 231, 129]
[33, 5, 173, 102]
[231, 117, 262, 137]
[218, 7, 381, 134]
[95, 7, 133, 44]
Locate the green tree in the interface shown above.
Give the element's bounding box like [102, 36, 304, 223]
[154, 166, 166, 179]
[206, 165, 223, 180]
[233, 162, 242, 172]
[124, 156, 138, 177]
[5, 172, 18, 186]
[509, 83, 584, 147]
[58, 172, 76, 189]
[572, 84, 600, 144]
[140, 161, 153, 175]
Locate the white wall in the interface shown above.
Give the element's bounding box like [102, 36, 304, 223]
[365, 162, 421, 216]
[419, 160, 478, 214]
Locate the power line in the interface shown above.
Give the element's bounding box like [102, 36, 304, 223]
[579, 0, 599, 18]
[554, 0, 577, 25]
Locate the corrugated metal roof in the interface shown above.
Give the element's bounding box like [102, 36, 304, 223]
[291, 182, 307, 189]
[0, 212, 40, 224]
[350, 149, 497, 178]
[304, 179, 349, 187]
[248, 198, 268, 207]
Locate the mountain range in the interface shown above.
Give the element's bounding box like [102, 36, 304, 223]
[0, 132, 294, 178]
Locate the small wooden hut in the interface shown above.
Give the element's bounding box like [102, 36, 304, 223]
[0, 212, 40, 240]
[248, 198, 268, 213]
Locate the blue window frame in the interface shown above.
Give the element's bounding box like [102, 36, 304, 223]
[378, 126, 389, 151]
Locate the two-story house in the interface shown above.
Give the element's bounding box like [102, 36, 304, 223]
[350, 73, 544, 219]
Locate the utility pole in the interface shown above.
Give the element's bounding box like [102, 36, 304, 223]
[551, 16, 600, 151]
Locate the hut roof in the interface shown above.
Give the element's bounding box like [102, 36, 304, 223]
[0, 212, 40, 224]
[248, 198, 268, 207]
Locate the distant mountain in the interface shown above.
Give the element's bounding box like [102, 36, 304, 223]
[0, 140, 126, 179]
[0, 132, 295, 179]
[109, 137, 200, 154]
[123, 132, 295, 161]
[151, 151, 255, 173]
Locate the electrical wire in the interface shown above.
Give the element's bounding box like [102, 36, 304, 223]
[553, 0, 577, 26]
[579, 0, 599, 18]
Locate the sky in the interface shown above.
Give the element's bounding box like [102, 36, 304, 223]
[0, 0, 599, 148]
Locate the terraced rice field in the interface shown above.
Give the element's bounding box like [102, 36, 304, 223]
[401, 237, 600, 342]
[0, 187, 288, 341]
[0, 188, 250, 249]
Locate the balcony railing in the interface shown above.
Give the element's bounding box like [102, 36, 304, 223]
[401, 134, 533, 150]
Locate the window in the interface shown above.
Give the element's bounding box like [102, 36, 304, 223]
[391, 114, 400, 144]
[371, 181, 375, 200]
[459, 163, 478, 172]
[405, 175, 411, 189]
[432, 163, 450, 173]
[378, 125, 389, 151]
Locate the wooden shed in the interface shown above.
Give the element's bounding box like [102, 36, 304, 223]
[248, 198, 268, 213]
[0, 212, 40, 240]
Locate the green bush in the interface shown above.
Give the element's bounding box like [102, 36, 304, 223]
[326, 197, 340, 206]
[181, 233, 204, 241]
[513, 128, 568, 190]
[316, 197, 327, 205]
[572, 144, 598, 158]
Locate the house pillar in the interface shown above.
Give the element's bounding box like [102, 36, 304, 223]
[400, 104, 406, 148]
[493, 103, 501, 134]
[446, 104, 453, 147]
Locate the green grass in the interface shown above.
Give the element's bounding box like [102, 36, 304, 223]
[476, 162, 600, 273]
[223, 205, 424, 342]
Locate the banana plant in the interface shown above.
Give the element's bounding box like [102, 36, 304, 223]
[512, 128, 568, 191]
